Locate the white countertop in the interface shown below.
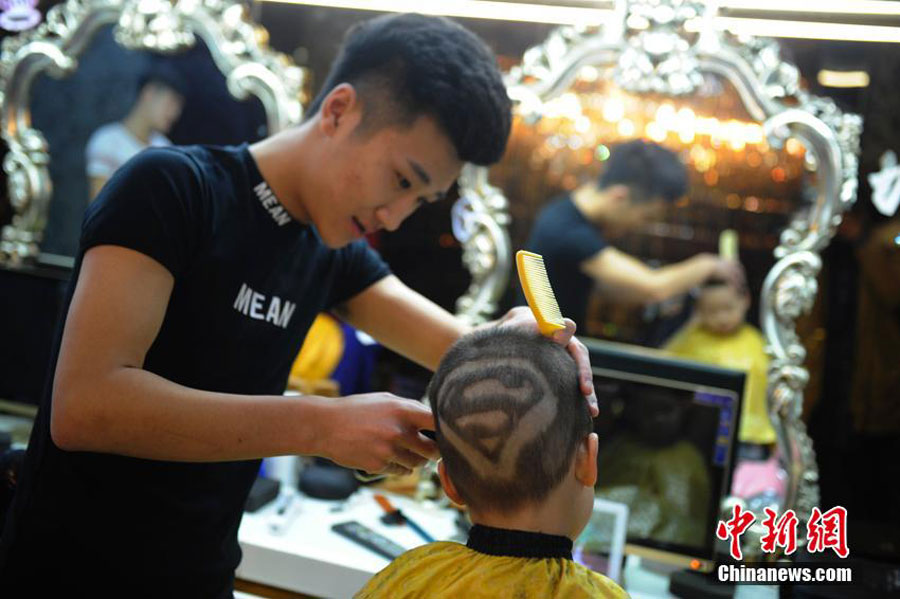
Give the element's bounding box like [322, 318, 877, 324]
[236, 486, 774, 599]
[237, 487, 461, 599]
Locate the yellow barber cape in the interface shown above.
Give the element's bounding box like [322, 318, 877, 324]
[355, 541, 628, 599]
[665, 322, 776, 444]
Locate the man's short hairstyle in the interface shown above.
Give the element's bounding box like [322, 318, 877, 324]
[137, 62, 189, 98]
[306, 13, 512, 166]
[598, 139, 688, 203]
[428, 329, 592, 512]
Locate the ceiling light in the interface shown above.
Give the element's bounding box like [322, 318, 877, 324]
[259, 0, 900, 43]
[817, 69, 870, 88]
[718, 0, 900, 16]
[258, 0, 612, 25]
[691, 17, 900, 43]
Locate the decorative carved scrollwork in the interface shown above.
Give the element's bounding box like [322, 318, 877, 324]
[452, 164, 512, 325]
[762, 250, 823, 521]
[115, 0, 194, 51]
[616, 0, 706, 95]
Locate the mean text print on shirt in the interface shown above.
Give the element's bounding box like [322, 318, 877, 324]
[253, 182, 292, 226]
[233, 283, 296, 329]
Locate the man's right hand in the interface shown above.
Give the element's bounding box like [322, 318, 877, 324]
[708, 254, 747, 289]
[316, 393, 440, 476]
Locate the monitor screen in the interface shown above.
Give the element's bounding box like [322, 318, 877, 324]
[0, 263, 70, 414]
[585, 338, 745, 571]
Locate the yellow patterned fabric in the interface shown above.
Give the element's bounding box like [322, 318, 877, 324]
[355, 541, 629, 599]
[665, 322, 776, 444]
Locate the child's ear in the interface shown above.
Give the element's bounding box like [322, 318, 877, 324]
[738, 290, 751, 314]
[574, 433, 599, 488]
[438, 460, 466, 507]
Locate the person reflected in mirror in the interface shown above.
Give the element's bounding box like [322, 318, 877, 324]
[357, 329, 625, 599]
[523, 139, 744, 331]
[595, 383, 711, 549]
[664, 276, 777, 453]
[0, 14, 598, 598]
[85, 62, 187, 201]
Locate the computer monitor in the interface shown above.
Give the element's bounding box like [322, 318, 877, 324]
[585, 338, 745, 573]
[0, 262, 70, 416]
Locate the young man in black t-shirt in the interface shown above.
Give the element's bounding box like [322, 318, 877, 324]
[0, 14, 597, 598]
[525, 140, 744, 329]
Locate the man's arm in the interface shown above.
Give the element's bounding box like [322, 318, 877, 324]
[85, 128, 114, 202]
[88, 176, 108, 202]
[51, 246, 436, 472]
[335, 275, 468, 371]
[339, 276, 599, 416]
[581, 247, 741, 304]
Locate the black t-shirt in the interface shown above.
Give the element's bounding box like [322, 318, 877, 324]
[0, 145, 390, 597]
[523, 195, 608, 329]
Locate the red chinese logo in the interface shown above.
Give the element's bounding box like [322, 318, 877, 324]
[807, 506, 849, 558]
[760, 508, 799, 555]
[716, 505, 850, 561]
[716, 504, 756, 560]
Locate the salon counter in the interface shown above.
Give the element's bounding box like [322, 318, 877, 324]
[236, 487, 460, 598]
[235, 487, 781, 599]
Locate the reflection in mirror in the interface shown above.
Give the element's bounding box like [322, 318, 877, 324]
[31, 24, 267, 257]
[491, 69, 812, 348]
[456, 3, 862, 562]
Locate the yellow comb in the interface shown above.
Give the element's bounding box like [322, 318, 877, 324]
[516, 250, 566, 337]
[719, 229, 739, 261]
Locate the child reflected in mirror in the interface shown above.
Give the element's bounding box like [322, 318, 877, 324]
[664, 276, 783, 502]
[665, 277, 776, 449]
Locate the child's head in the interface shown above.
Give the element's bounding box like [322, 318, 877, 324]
[696, 276, 749, 335]
[428, 329, 597, 538]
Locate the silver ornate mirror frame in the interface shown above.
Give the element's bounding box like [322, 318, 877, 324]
[0, 0, 306, 263]
[453, 165, 512, 325]
[456, 0, 862, 540]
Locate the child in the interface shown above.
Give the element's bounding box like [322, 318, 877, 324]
[356, 329, 627, 598]
[665, 277, 777, 448]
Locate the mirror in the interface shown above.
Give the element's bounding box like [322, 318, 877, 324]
[0, 0, 306, 264]
[457, 0, 862, 554]
[31, 25, 269, 257]
[490, 71, 810, 346]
